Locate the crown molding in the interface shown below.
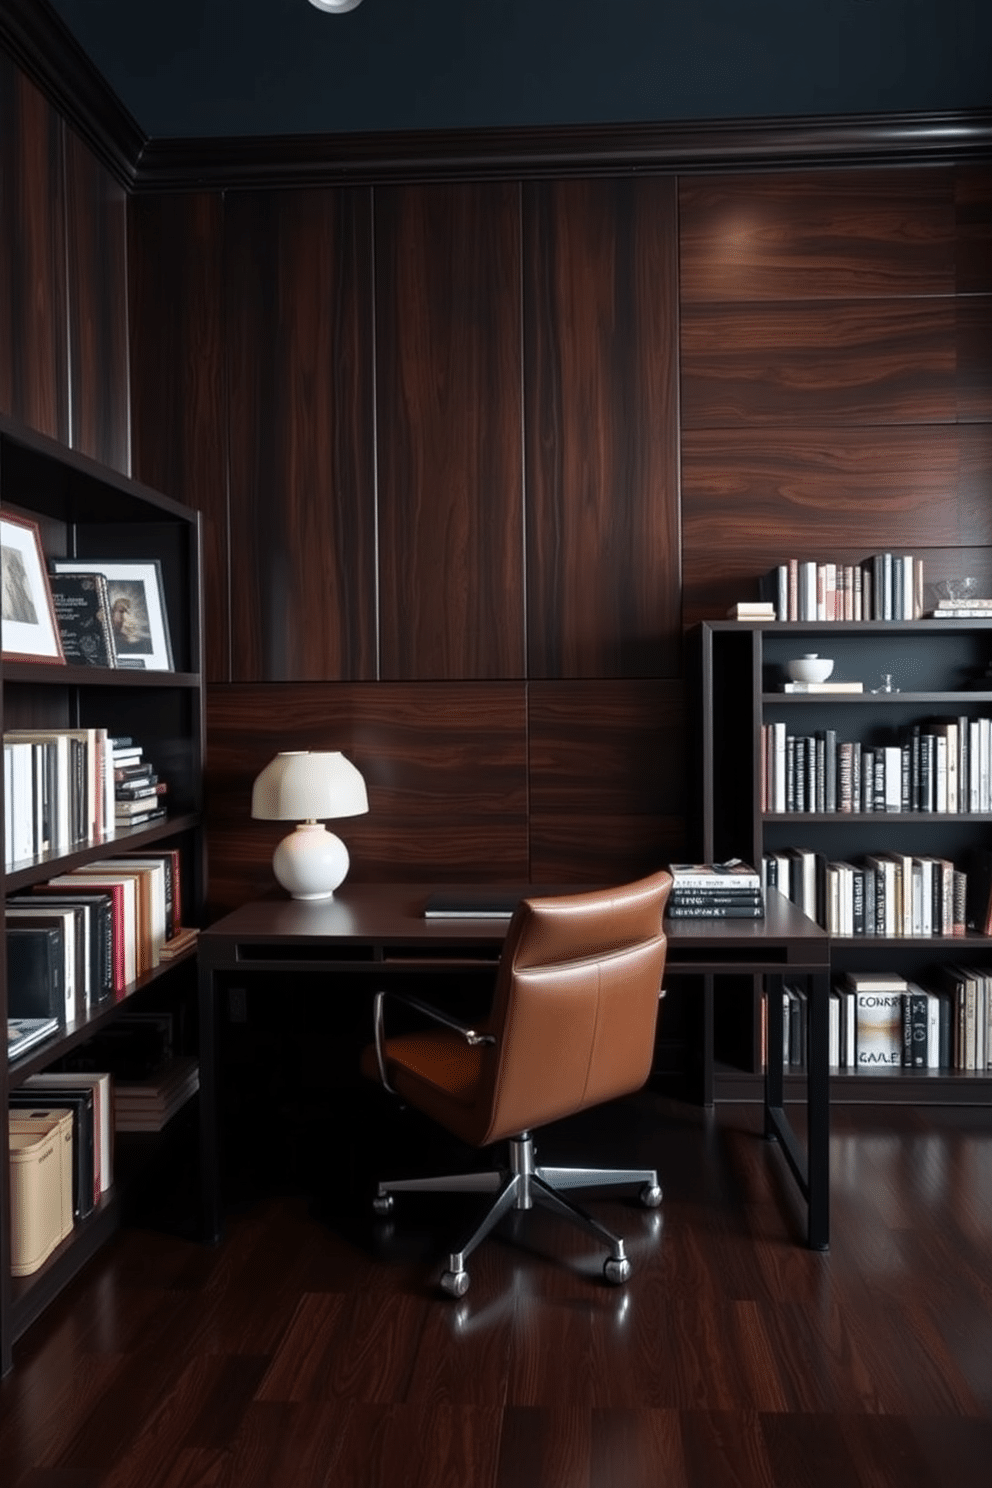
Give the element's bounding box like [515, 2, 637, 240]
[2, 4, 990, 193]
[131, 110, 992, 192]
[0, 0, 145, 187]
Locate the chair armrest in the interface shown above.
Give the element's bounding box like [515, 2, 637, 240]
[372, 989, 495, 1094]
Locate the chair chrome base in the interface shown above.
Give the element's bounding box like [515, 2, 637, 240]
[372, 1131, 662, 1295]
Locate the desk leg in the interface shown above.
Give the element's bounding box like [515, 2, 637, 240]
[764, 973, 784, 1137]
[198, 961, 223, 1245]
[702, 973, 714, 1107]
[806, 969, 831, 1251]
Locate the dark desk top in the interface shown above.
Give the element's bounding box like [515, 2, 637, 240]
[199, 883, 828, 975]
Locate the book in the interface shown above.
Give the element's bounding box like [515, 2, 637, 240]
[5, 904, 81, 1021]
[28, 887, 115, 1001]
[902, 984, 931, 1070]
[668, 860, 761, 888]
[668, 889, 764, 907]
[780, 681, 864, 694]
[5, 926, 65, 1024]
[727, 601, 776, 620]
[46, 570, 117, 667]
[424, 890, 519, 919]
[114, 793, 167, 816]
[843, 970, 910, 994]
[855, 987, 905, 1070]
[113, 808, 167, 830]
[666, 904, 764, 918]
[43, 873, 135, 990]
[124, 846, 182, 939]
[26, 1070, 113, 1196]
[113, 1055, 199, 1133]
[7, 1016, 60, 1062]
[965, 847, 992, 935]
[115, 779, 166, 801]
[758, 565, 789, 620]
[158, 925, 199, 959]
[4, 726, 113, 849]
[72, 860, 165, 972]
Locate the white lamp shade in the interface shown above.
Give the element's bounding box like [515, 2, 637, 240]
[251, 751, 368, 823]
[251, 752, 368, 900]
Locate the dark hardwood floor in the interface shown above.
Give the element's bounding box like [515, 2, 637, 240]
[3, 1086, 992, 1488]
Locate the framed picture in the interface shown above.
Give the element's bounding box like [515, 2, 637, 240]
[1, 512, 66, 664]
[49, 558, 174, 671]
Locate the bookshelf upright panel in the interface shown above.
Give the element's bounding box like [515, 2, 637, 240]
[699, 618, 992, 1105]
[0, 413, 204, 1374]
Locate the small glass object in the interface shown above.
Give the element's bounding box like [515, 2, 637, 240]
[930, 577, 977, 605]
[871, 673, 898, 694]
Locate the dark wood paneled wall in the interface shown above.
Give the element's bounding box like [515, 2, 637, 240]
[130, 175, 684, 907]
[2, 36, 989, 915]
[204, 682, 529, 912]
[127, 193, 228, 680]
[0, 54, 129, 469]
[0, 54, 68, 444]
[135, 160, 992, 912]
[63, 128, 130, 469]
[680, 167, 992, 628]
[375, 183, 525, 681]
[523, 178, 681, 679]
[224, 189, 377, 683]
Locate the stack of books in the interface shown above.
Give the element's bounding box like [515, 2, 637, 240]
[113, 737, 167, 830]
[726, 601, 776, 622]
[113, 1054, 199, 1132]
[928, 597, 992, 620]
[667, 860, 764, 919]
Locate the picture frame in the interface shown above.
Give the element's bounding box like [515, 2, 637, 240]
[48, 558, 174, 671]
[1, 512, 66, 664]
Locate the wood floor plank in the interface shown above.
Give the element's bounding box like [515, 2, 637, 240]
[332, 1402, 503, 1488]
[213, 1400, 352, 1488]
[836, 1414, 943, 1488]
[494, 1406, 591, 1488]
[4, 1098, 992, 1488]
[759, 1411, 872, 1488]
[679, 1408, 776, 1488]
[589, 1407, 686, 1488]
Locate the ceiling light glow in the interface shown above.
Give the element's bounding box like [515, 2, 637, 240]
[309, 0, 364, 12]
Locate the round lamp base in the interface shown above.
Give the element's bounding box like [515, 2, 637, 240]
[272, 822, 350, 901]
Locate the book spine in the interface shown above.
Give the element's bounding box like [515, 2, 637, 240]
[856, 991, 904, 1069]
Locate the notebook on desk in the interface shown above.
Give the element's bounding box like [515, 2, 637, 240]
[423, 890, 520, 920]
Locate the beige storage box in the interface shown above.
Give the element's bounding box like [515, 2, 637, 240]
[8, 1107, 75, 1276]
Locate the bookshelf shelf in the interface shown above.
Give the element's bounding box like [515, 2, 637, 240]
[1, 413, 204, 1374]
[763, 813, 992, 823]
[4, 662, 200, 688]
[765, 693, 992, 705]
[697, 617, 992, 1105]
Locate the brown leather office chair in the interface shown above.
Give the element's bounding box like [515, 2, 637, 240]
[361, 870, 673, 1296]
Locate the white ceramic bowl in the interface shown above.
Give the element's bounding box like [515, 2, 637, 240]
[786, 653, 834, 684]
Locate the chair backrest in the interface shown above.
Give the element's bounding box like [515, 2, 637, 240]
[476, 870, 672, 1147]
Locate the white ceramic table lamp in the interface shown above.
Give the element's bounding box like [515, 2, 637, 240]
[251, 750, 369, 900]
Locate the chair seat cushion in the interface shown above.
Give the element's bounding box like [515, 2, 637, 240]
[361, 1031, 490, 1139]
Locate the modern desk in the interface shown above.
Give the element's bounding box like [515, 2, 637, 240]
[197, 885, 830, 1250]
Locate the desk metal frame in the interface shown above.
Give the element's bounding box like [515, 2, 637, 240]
[197, 885, 830, 1250]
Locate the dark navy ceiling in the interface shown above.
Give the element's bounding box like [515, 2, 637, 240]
[44, 0, 992, 140]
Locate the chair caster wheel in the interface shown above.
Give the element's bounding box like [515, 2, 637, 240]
[604, 1255, 632, 1285]
[640, 1182, 662, 1208]
[440, 1269, 469, 1298]
[372, 1193, 394, 1216]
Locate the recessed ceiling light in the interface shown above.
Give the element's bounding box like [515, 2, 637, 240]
[309, 0, 364, 12]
